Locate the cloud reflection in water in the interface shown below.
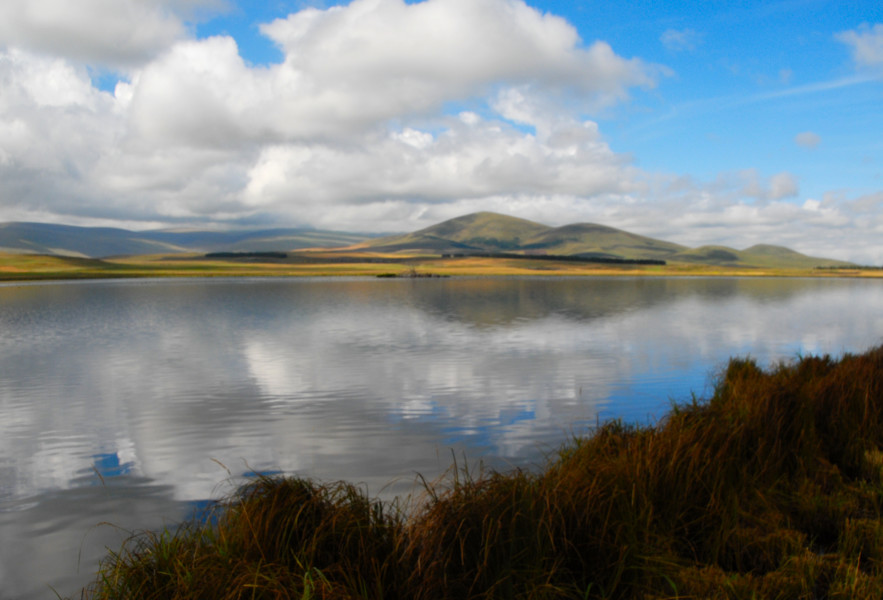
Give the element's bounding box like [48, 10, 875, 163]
[0, 276, 882, 598]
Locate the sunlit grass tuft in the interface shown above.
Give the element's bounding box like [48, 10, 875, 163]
[79, 345, 883, 599]
[83, 478, 406, 600]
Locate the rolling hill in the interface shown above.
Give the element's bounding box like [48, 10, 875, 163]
[519, 223, 686, 261]
[667, 244, 850, 269]
[0, 222, 374, 258]
[0, 212, 852, 269]
[358, 212, 550, 254]
[362, 212, 850, 268]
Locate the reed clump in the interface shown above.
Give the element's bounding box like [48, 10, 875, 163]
[84, 478, 406, 600]
[80, 345, 883, 599]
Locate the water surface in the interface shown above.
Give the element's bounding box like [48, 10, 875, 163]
[0, 276, 881, 598]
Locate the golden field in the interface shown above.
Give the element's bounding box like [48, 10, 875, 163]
[1, 251, 882, 281]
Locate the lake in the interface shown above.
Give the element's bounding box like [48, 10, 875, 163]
[1, 276, 881, 598]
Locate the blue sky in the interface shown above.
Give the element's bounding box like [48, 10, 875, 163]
[196, 0, 882, 200]
[0, 0, 881, 261]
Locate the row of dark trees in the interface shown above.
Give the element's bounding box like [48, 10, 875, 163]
[440, 252, 666, 266]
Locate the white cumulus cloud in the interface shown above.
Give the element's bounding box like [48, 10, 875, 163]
[837, 23, 883, 73]
[0, 0, 879, 263]
[0, 0, 663, 229]
[0, 0, 227, 69]
[768, 172, 799, 200]
[794, 131, 821, 149]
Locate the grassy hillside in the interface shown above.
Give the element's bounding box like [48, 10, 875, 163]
[671, 244, 850, 269]
[0, 222, 374, 258]
[364, 213, 683, 258]
[0, 222, 190, 257]
[741, 244, 849, 268]
[521, 223, 687, 260]
[0, 253, 126, 279]
[364, 212, 550, 253]
[363, 212, 851, 269]
[0, 213, 855, 269]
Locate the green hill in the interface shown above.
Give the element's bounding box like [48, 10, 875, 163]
[365, 212, 550, 253]
[671, 244, 848, 269]
[0, 222, 374, 258]
[520, 223, 687, 261]
[0, 213, 853, 269]
[740, 244, 848, 268]
[365, 212, 851, 269]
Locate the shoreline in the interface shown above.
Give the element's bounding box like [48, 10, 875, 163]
[74, 345, 883, 599]
[2, 252, 882, 282]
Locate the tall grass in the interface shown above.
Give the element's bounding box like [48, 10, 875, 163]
[85, 479, 406, 600]
[79, 345, 883, 599]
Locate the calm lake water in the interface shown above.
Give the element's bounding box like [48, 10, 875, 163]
[1, 276, 882, 598]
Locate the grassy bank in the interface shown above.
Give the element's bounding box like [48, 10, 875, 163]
[4, 252, 883, 281]
[76, 345, 883, 598]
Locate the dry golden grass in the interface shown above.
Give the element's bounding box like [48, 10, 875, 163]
[2, 251, 882, 280]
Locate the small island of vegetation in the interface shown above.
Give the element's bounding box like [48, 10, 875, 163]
[76, 345, 883, 599]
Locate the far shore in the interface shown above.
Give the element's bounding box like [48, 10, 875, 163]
[1, 251, 882, 281]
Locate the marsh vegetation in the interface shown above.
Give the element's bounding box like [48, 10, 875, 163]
[78, 345, 883, 599]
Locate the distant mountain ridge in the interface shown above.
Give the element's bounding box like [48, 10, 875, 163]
[0, 213, 852, 268]
[0, 222, 375, 258]
[361, 212, 850, 269]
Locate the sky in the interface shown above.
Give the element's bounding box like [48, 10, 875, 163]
[0, 0, 881, 262]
